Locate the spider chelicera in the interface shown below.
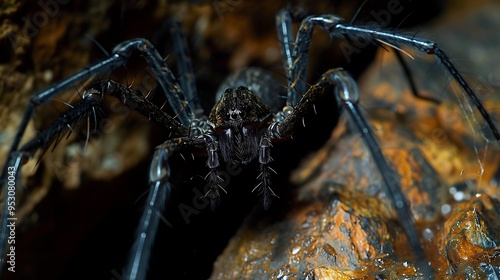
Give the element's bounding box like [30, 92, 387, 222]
[1, 6, 499, 280]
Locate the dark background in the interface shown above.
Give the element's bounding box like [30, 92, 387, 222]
[0, 0, 492, 279]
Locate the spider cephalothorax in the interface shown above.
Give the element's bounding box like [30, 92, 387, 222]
[209, 86, 273, 165]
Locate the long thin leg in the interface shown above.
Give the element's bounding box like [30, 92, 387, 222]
[86, 80, 189, 137]
[110, 39, 196, 126]
[333, 73, 433, 276]
[268, 68, 433, 278]
[393, 49, 440, 104]
[125, 143, 172, 280]
[3, 38, 194, 167]
[0, 79, 190, 271]
[165, 21, 204, 118]
[0, 36, 202, 275]
[333, 23, 500, 143]
[275, 8, 312, 107]
[0, 85, 107, 271]
[125, 136, 205, 280]
[5, 56, 122, 169]
[276, 9, 500, 145]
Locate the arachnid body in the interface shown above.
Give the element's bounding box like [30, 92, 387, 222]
[1, 2, 500, 280]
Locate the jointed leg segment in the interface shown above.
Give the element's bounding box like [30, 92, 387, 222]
[0, 37, 199, 275]
[1, 7, 494, 279]
[277, 9, 500, 144]
[268, 67, 432, 276]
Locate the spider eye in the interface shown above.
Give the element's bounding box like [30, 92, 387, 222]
[229, 108, 245, 120]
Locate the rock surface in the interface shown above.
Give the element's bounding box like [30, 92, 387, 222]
[210, 3, 500, 279]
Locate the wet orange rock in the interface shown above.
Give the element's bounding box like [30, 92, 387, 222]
[442, 195, 500, 278]
[211, 4, 500, 279]
[211, 187, 418, 279]
[211, 123, 439, 279]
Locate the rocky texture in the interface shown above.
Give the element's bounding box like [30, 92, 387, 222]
[210, 2, 500, 279]
[1, 1, 499, 279]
